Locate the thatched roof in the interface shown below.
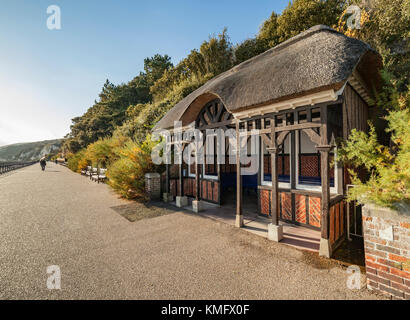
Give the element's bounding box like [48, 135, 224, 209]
[154, 25, 381, 130]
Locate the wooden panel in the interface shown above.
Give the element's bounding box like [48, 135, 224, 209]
[335, 203, 340, 239]
[281, 192, 292, 221]
[199, 180, 219, 203]
[295, 194, 307, 224]
[201, 180, 207, 199]
[260, 189, 270, 216]
[330, 205, 335, 245]
[340, 201, 344, 237]
[213, 182, 218, 202]
[343, 84, 369, 139]
[170, 179, 180, 197]
[183, 178, 194, 197]
[329, 200, 347, 246]
[308, 197, 321, 227]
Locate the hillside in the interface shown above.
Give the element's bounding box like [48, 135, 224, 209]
[0, 139, 62, 162]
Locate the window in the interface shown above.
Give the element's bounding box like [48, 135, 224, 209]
[261, 134, 291, 188]
[296, 130, 336, 192]
[203, 133, 218, 179]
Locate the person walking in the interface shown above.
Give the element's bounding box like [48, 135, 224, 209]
[40, 157, 47, 171]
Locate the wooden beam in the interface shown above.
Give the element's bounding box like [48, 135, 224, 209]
[275, 122, 321, 132]
[243, 122, 321, 136]
[198, 119, 235, 130]
[269, 117, 279, 226]
[319, 104, 331, 240]
[178, 144, 187, 197]
[236, 121, 242, 217]
[179, 162, 184, 197]
[261, 133, 272, 148]
[165, 163, 170, 194]
[195, 151, 200, 201]
[276, 131, 289, 146]
[302, 128, 321, 146]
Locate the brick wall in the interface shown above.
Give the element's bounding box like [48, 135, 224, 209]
[362, 204, 410, 300]
[145, 173, 161, 200]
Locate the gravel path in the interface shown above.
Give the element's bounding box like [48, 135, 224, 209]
[0, 163, 384, 299]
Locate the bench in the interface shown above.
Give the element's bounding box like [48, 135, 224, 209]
[90, 168, 107, 183]
[81, 166, 91, 176]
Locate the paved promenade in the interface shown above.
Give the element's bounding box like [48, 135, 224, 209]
[0, 163, 383, 299]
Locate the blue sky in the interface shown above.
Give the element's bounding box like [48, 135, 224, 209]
[0, 0, 289, 146]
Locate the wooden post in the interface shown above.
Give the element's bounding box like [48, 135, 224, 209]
[269, 147, 279, 225]
[319, 105, 330, 240]
[318, 104, 333, 257]
[165, 163, 170, 194]
[320, 148, 331, 239]
[165, 137, 171, 195]
[266, 116, 283, 242]
[195, 144, 200, 201]
[179, 145, 184, 197]
[268, 117, 279, 226]
[235, 120, 243, 227]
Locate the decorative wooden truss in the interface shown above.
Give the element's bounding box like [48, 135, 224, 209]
[196, 99, 234, 130]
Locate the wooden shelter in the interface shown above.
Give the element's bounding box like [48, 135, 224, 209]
[153, 25, 382, 257]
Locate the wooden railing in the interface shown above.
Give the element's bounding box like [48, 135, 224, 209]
[0, 161, 37, 175]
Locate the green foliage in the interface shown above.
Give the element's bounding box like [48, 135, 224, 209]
[200, 28, 234, 76]
[150, 29, 233, 102]
[234, 38, 268, 64]
[67, 149, 88, 173]
[143, 54, 173, 88]
[258, 11, 281, 48]
[339, 88, 410, 209]
[337, 0, 409, 91]
[272, 0, 345, 42]
[84, 135, 125, 167]
[106, 135, 159, 200]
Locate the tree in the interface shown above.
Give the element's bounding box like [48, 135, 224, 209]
[234, 38, 268, 64]
[336, 0, 409, 92]
[150, 29, 234, 102]
[258, 11, 280, 48]
[143, 54, 173, 88]
[199, 28, 234, 76]
[276, 0, 345, 42]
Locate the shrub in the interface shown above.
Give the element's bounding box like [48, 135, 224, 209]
[85, 134, 128, 168]
[339, 87, 409, 210]
[67, 150, 88, 173]
[106, 135, 160, 200]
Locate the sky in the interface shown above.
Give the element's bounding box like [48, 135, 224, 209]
[0, 0, 289, 146]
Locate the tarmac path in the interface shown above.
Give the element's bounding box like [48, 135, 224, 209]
[0, 163, 384, 299]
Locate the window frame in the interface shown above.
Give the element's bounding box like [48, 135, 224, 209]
[295, 131, 338, 194]
[261, 136, 292, 189]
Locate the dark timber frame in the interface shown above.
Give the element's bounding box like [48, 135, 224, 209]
[165, 95, 358, 257]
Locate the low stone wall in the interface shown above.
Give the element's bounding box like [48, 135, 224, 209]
[362, 204, 410, 300]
